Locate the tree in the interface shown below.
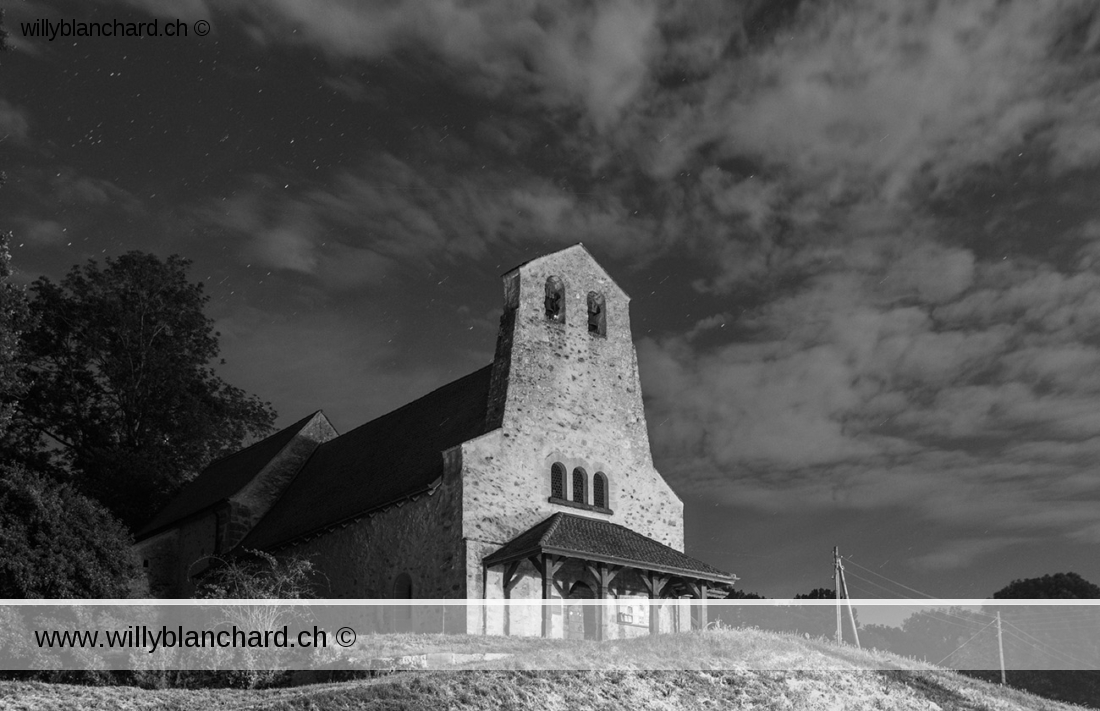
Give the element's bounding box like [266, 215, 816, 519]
[0, 464, 139, 597]
[993, 572, 1100, 599]
[18, 252, 276, 528]
[794, 587, 835, 599]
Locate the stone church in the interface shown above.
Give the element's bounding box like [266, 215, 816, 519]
[135, 245, 737, 639]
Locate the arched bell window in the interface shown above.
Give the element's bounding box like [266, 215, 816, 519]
[587, 291, 606, 336]
[593, 472, 608, 509]
[572, 467, 588, 505]
[545, 276, 565, 323]
[550, 462, 566, 500]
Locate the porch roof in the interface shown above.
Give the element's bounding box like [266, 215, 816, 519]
[483, 513, 738, 586]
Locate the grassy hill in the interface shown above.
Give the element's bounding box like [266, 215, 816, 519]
[1, 627, 1092, 710]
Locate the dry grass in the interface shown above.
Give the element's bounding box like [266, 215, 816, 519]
[1, 627, 1092, 710]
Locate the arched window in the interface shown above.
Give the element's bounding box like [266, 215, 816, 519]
[550, 462, 566, 500]
[545, 276, 565, 323]
[572, 467, 587, 505]
[393, 572, 413, 599]
[587, 291, 606, 336]
[593, 472, 608, 509]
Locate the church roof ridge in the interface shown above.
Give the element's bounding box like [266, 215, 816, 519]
[236, 364, 495, 551]
[135, 410, 326, 540]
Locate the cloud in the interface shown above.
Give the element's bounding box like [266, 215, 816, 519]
[14, 219, 66, 246]
[200, 143, 664, 285]
[49, 171, 143, 213]
[186, 0, 661, 131]
[111, 0, 212, 22]
[912, 536, 1033, 571]
[0, 100, 30, 143]
[640, 228, 1100, 551]
[613, 1, 1100, 569]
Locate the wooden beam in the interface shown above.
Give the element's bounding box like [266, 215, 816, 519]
[641, 571, 668, 598]
[503, 561, 522, 595]
[583, 561, 622, 590]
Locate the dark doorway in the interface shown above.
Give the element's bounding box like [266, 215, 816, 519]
[566, 581, 598, 641]
[393, 572, 413, 632]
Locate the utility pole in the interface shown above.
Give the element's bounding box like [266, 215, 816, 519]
[996, 612, 1006, 684]
[834, 547, 842, 644]
[837, 554, 861, 650]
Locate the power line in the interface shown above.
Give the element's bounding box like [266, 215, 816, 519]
[998, 626, 1088, 670]
[843, 570, 905, 598]
[843, 582, 889, 600]
[842, 557, 939, 599]
[934, 619, 998, 667]
[1000, 620, 1096, 670]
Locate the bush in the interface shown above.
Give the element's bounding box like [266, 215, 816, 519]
[0, 464, 138, 598]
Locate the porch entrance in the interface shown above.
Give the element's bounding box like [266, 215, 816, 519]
[565, 581, 597, 641]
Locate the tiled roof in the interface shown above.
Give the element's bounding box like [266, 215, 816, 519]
[483, 513, 737, 583]
[238, 365, 494, 551]
[136, 411, 323, 540]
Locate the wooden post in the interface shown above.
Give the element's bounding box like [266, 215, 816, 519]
[641, 572, 668, 635]
[584, 562, 621, 641]
[529, 555, 564, 638]
[834, 547, 842, 644]
[700, 582, 709, 630]
[683, 580, 708, 630]
[997, 612, 1006, 685]
[837, 557, 860, 649]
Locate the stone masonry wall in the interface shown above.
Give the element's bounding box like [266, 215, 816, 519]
[286, 446, 467, 633]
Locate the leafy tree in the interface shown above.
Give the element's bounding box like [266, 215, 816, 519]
[794, 587, 835, 599]
[18, 252, 276, 528]
[993, 572, 1100, 599]
[0, 464, 139, 597]
[899, 607, 987, 664]
[726, 589, 765, 599]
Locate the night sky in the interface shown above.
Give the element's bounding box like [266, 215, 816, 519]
[3, 0, 1100, 604]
